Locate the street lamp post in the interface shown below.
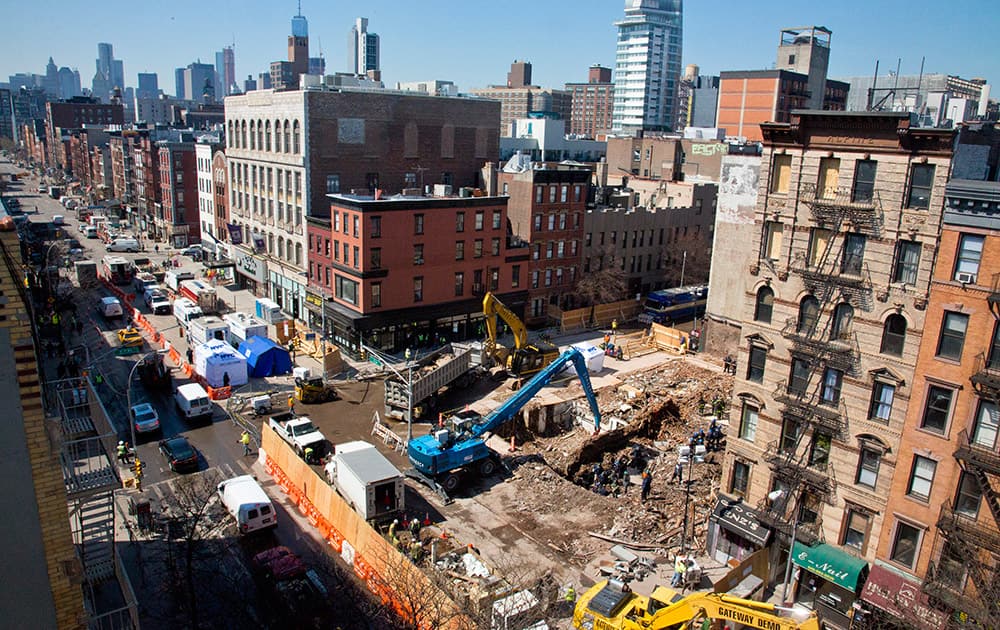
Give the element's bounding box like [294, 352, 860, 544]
[361, 342, 415, 442]
[678, 442, 705, 553]
[769, 489, 801, 605]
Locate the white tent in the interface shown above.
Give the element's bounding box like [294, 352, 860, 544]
[193, 338, 248, 388]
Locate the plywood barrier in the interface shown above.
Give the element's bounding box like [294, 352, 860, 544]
[592, 299, 641, 328]
[649, 322, 690, 355]
[261, 424, 474, 629]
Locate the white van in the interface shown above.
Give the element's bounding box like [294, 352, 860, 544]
[98, 296, 123, 318]
[174, 383, 213, 421]
[108, 237, 139, 253]
[217, 475, 277, 534]
[84, 225, 98, 239]
[165, 270, 195, 292]
[173, 297, 204, 326]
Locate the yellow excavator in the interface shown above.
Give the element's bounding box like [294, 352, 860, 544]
[574, 580, 819, 630]
[482, 292, 559, 379]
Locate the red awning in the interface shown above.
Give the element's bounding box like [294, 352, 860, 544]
[859, 564, 948, 629]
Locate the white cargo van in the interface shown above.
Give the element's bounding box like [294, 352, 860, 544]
[108, 237, 139, 253]
[165, 270, 195, 292]
[173, 297, 204, 326]
[217, 475, 277, 534]
[174, 383, 213, 421]
[99, 296, 123, 318]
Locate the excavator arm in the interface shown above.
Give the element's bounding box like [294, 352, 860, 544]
[483, 292, 529, 359]
[648, 592, 820, 630]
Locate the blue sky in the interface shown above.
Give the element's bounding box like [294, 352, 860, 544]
[4, 0, 998, 96]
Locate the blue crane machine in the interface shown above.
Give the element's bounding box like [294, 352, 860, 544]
[407, 347, 602, 502]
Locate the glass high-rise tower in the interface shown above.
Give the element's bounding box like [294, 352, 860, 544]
[611, 0, 683, 135]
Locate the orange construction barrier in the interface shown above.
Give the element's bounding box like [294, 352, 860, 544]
[327, 526, 343, 552]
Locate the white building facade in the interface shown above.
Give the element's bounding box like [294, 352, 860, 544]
[611, 0, 683, 135]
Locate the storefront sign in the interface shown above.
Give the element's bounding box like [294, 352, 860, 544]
[792, 542, 868, 591]
[860, 564, 948, 629]
[305, 292, 323, 308]
[712, 498, 770, 546]
[235, 249, 267, 283]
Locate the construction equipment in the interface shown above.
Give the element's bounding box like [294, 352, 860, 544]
[136, 352, 172, 392]
[294, 377, 339, 404]
[407, 347, 601, 501]
[573, 580, 819, 630]
[383, 343, 477, 420]
[482, 291, 559, 378]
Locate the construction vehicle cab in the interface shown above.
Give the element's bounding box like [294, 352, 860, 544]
[294, 377, 338, 404]
[483, 291, 558, 378]
[574, 580, 820, 630]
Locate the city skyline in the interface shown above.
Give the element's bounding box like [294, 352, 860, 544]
[2, 0, 999, 98]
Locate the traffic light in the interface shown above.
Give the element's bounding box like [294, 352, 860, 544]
[134, 458, 143, 479]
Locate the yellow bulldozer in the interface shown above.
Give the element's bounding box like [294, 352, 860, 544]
[294, 377, 339, 404]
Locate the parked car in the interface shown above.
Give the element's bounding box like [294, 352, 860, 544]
[130, 403, 161, 435]
[180, 244, 204, 260]
[159, 436, 199, 473]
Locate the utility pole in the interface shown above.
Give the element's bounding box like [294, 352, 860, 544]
[679, 251, 687, 288]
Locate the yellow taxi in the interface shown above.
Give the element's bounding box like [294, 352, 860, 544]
[117, 327, 144, 348]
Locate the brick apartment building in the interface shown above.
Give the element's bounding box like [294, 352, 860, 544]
[470, 61, 571, 137]
[565, 65, 614, 138]
[135, 134, 161, 235]
[497, 163, 590, 326]
[713, 111, 956, 628]
[224, 88, 499, 320]
[212, 149, 230, 255]
[44, 97, 123, 170]
[861, 175, 1000, 628]
[305, 193, 526, 356]
[155, 142, 199, 246]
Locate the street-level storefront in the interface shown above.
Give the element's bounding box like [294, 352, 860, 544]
[233, 246, 266, 297]
[269, 269, 304, 322]
[791, 542, 869, 630]
[853, 563, 948, 630]
[706, 495, 771, 565]
[201, 259, 235, 285]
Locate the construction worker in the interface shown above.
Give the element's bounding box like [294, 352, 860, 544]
[304, 445, 315, 464]
[564, 584, 576, 604]
[672, 461, 684, 484]
[287, 394, 295, 414]
[641, 471, 653, 503]
[117, 440, 128, 463]
[388, 519, 399, 541]
[240, 430, 251, 456]
[621, 469, 631, 495]
[409, 517, 421, 539]
[409, 541, 423, 562]
[671, 554, 688, 587]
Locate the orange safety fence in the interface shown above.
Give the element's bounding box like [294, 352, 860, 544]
[206, 384, 232, 400]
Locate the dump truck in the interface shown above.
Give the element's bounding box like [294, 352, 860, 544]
[268, 412, 326, 460]
[324, 441, 404, 522]
[383, 343, 478, 421]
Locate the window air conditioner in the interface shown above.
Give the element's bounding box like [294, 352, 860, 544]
[956, 271, 976, 284]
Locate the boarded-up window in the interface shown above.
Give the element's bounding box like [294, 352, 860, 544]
[771, 154, 792, 193]
[475, 127, 489, 158]
[440, 124, 455, 159]
[404, 121, 419, 158]
[808, 228, 832, 268]
[764, 221, 783, 260]
[818, 157, 841, 199]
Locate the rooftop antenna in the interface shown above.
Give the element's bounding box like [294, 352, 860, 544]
[297, 0, 302, 16]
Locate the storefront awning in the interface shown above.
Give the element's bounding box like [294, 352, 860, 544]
[859, 563, 947, 629]
[792, 542, 868, 591]
[711, 498, 770, 546]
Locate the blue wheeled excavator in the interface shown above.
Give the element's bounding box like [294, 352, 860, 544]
[407, 347, 601, 501]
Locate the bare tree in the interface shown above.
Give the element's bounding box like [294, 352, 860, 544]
[574, 248, 629, 307]
[661, 235, 712, 287]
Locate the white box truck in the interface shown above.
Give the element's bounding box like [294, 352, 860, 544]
[188, 316, 229, 346]
[325, 441, 404, 522]
[254, 297, 285, 324]
[223, 312, 269, 347]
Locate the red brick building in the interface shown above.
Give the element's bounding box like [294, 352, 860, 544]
[498, 163, 590, 325]
[212, 150, 230, 248]
[565, 65, 614, 139]
[44, 97, 123, 170]
[136, 134, 161, 237]
[156, 142, 199, 247]
[305, 193, 527, 355]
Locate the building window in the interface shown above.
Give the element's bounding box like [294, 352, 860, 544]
[754, 287, 774, 323]
[414, 214, 424, 235]
[990, 322, 1000, 368]
[455, 241, 464, 260]
[842, 509, 870, 553]
[370, 248, 381, 269]
[810, 433, 832, 467]
[353, 215, 359, 237]
[531, 270, 539, 289]
[730, 461, 750, 497]
[841, 233, 866, 275]
[892, 240, 920, 285]
[413, 244, 424, 265]
[326, 174, 340, 194]
[511, 265, 520, 288]
[413, 277, 423, 302]
[807, 228, 832, 268]
[490, 268, 499, 291]
[797, 296, 820, 334]
[817, 157, 841, 199]
[771, 154, 792, 194]
[954, 472, 982, 518]
[335, 276, 358, 305]
[921, 386, 953, 434]
[869, 381, 895, 423]
[535, 186, 543, 203]
[763, 221, 783, 261]
[492, 210, 502, 230]
[491, 238, 501, 256]
[889, 521, 922, 569]
[456, 212, 465, 232]
[906, 163, 935, 209]
[856, 448, 881, 489]
[454, 272, 464, 297]
[831, 303, 853, 341]
[534, 214, 542, 231]
[852, 159, 877, 203]
[747, 346, 767, 383]
[880, 314, 907, 356]
[820, 367, 843, 405]
[548, 214, 556, 231]
[474, 239, 483, 258]
[954, 234, 984, 282]
[370, 215, 381, 238]
[789, 357, 811, 395]
[549, 186, 556, 203]
[936, 311, 969, 361]
[475, 211, 484, 231]
[739, 403, 758, 442]
[560, 185, 568, 203]
[780, 417, 802, 453]
[907, 455, 937, 501]
[353, 246, 359, 268]
[972, 399, 999, 449]
[371, 282, 381, 308]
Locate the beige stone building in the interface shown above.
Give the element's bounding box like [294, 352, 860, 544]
[712, 111, 956, 627]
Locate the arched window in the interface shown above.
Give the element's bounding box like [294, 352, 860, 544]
[797, 296, 820, 334]
[274, 119, 282, 153]
[265, 121, 271, 152]
[293, 120, 301, 154]
[249, 120, 256, 150]
[831, 303, 854, 340]
[227, 121, 233, 147]
[283, 120, 290, 153]
[241, 120, 247, 148]
[295, 243, 302, 266]
[881, 314, 907, 356]
[754, 286, 774, 323]
[256, 119, 263, 151]
[277, 236, 285, 260]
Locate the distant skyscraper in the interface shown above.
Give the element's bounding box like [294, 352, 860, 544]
[611, 0, 683, 134]
[348, 17, 380, 76]
[136, 72, 159, 100]
[215, 46, 236, 96]
[175, 63, 215, 102]
[507, 60, 532, 88]
[175, 68, 186, 99]
[57, 67, 81, 100]
[243, 74, 257, 93]
[288, 7, 309, 81]
[44, 58, 59, 98]
[92, 42, 125, 102]
[309, 56, 326, 76]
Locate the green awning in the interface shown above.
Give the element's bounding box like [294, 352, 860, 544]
[792, 542, 868, 591]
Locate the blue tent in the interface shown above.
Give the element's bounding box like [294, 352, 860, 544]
[239, 335, 293, 377]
